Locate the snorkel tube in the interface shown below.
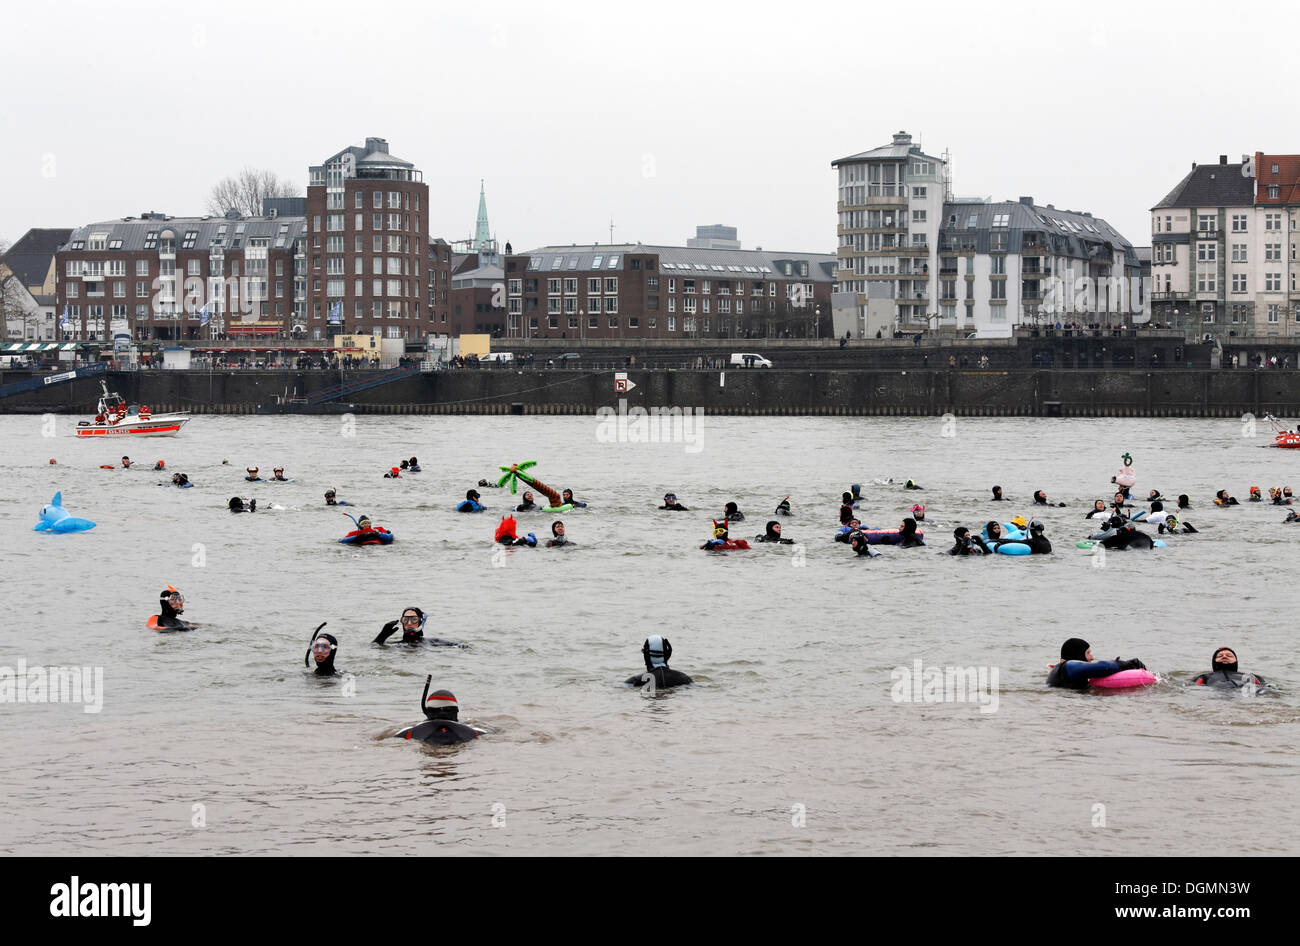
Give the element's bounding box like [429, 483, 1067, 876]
[303, 621, 328, 668]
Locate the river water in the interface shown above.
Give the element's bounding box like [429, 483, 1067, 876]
[2, 411, 1297, 856]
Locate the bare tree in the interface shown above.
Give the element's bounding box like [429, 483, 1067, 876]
[206, 168, 300, 217]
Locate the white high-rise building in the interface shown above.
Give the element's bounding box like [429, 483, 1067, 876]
[832, 132, 946, 337]
[833, 131, 1140, 338]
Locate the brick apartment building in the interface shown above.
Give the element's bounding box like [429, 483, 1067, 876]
[305, 137, 438, 339]
[56, 211, 306, 341]
[498, 244, 836, 340]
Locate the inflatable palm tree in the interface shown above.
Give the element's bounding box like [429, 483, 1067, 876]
[497, 461, 570, 511]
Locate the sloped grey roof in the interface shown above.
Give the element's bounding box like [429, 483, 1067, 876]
[517, 244, 837, 281]
[358, 150, 414, 168]
[1, 228, 73, 286]
[61, 215, 306, 253]
[940, 199, 1138, 267]
[1152, 163, 1255, 210]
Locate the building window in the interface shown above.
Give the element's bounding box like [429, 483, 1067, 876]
[1232, 273, 1247, 293]
[1197, 270, 1216, 293]
[667, 316, 676, 332]
[1268, 303, 1280, 323]
[1269, 186, 1280, 200]
[1266, 273, 1282, 292]
[1198, 214, 1216, 233]
[1231, 214, 1247, 232]
[588, 277, 600, 295]
[1231, 243, 1247, 262]
[605, 277, 617, 294]
[912, 186, 927, 199]
[1266, 243, 1281, 261]
[991, 280, 1006, 300]
[647, 276, 658, 290]
[1197, 242, 1216, 262]
[1266, 213, 1282, 231]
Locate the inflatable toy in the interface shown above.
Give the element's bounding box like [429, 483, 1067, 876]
[1113, 452, 1136, 489]
[1090, 669, 1157, 689]
[33, 492, 97, 533]
[857, 528, 926, 546]
[497, 461, 573, 513]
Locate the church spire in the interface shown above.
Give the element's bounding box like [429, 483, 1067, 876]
[474, 179, 491, 252]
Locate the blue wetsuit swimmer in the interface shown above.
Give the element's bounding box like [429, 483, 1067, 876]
[1046, 637, 1146, 689]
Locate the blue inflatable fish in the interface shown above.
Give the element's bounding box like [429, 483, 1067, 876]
[33, 491, 97, 533]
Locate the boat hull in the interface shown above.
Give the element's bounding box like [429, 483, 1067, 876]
[76, 415, 190, 437]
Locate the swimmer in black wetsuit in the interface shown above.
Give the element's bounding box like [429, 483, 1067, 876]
[1248, 486, 1262, 503]
[561, 488, 587, 509]
[408, 457, 421, 472]
[755, 520, 793, 544]
[1046, 638, 1145, 689]
[849, 532, 880, 557]
[1085, 499, 1110, 520]
[374, 607, 468, 647]
[947, 526, 989, 556]
[516, 491, 538, 512]
[151, 586, 194, 630]
[306, 632, 340, 676]
[395, 677, 484, 744]
[905, 479, 923, 490]
[547, 521, 574, 547]
[1214, 489, 1240, 506]
[1178, 494, 1191, 510]
[723, 501, 745, 522]
[624, 635, 693, 689]
[774, 496, 792, 516]
[245, 467, 261, 482]
[1091, 516, 1155, 550]
[660, 492, 688, 511]
[1024, 519, 1052, 554]
[1033, 489, 1066, 507]
[271, 467, 288, 482]
[228, 496, 257, 513]
[1147, 489, 1165, 503]
[1191, 647, 1267, 691]
[897, 516, 925, 548]
[991, 485, 1004, 501]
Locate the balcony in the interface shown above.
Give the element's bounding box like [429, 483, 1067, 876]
[1152, 291, 1190, 301]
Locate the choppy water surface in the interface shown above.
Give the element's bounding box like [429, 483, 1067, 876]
[1, 412, 1297, 856]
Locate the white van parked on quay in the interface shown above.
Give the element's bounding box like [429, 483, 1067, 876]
[480, 352, 514, 364]
[729, 352, 773, 368]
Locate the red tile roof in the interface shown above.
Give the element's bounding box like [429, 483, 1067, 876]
[1254, 152, 1300, 204]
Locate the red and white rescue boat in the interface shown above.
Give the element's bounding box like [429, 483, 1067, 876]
[75, 381, 190, 437]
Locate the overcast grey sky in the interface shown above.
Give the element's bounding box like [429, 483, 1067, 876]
[3, 0, 1297, 253]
